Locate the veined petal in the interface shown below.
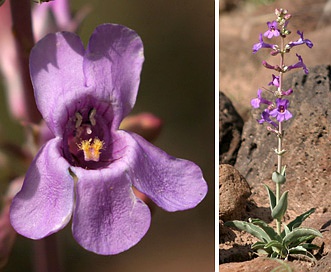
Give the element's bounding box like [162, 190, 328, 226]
[126, 132, 208, 212]
[29, 31, 89, 136]
[10, 138, 74, 239]
[83, 24, 144, 128]
[72, 164, 151, 255]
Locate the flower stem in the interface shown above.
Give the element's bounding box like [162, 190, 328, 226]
[276, 121, 282, 235]
[33, 234, 62, 272]
[9, 0, 41, 123]
[275, 35, 285, 235]
[10, 1, 60, 271]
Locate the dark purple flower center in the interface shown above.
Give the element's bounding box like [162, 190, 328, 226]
[279, 105, 285, 113]
[63, 102, 114, 170]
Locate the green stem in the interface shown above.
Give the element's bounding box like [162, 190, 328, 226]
[275, 35, 285, 235]
[276, 121, 282, 235]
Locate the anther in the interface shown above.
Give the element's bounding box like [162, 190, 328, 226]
[89, 108, 97, 126]
[75, 112, 83, 128]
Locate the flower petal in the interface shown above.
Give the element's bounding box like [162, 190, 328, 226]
[83, 24, 144, 127]
[10, 138, 74, 239]
[72, 164, 151, 255]
[29, 31, 88, 136]
[127, 132, 208, 212]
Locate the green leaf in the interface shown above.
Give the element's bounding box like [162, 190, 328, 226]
[272, 191, 288, 221]
[285, 208, 316, 232]
[0, 0, 5, 7]
[256, 248, 269, 256]
[288, 246, 316, 262]
[264, 240, 283, 250]
[288, 235, 317, 248]
[272, 171, 286, 184]
[264, 184, 276, 210]
[300, 243, 320, 251]
[282, 223, 290, 238]
[224, 220, 271, 242]
[250, 218, 282, 242]
[251, 241, 268, 250]
[283, 228, 322, 248]
[264, 240, 288, 258]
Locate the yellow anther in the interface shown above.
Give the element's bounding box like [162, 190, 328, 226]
[78, 138, 104, 162]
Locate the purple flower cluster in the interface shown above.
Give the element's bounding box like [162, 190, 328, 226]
[252, 19, 312, 75]
[251, 89, 292, 127]
[9, 24, 207, 255]
[251, 9, 313, 128]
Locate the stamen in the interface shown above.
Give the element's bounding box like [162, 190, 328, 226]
[75, 112, 83, 128]
[89, 108, 97, 126]
[78, 138, 104, 162]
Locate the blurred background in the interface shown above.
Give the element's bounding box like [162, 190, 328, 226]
[1, 0, 215, 271]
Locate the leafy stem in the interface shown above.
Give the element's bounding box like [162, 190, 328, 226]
[276, 121, 283, 235]
[275, 35, 285, 235]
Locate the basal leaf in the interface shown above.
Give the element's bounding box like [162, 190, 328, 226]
[224, 220, 271, 242]
[252, 241, 268, 250]
[281, 223, 290, 238]
[283, 228, 322, 248]
[264, 240, 283, 253]
[288, 245, 316, 262]
[250, 218, 282, 242]
[285, 208, 316, 232]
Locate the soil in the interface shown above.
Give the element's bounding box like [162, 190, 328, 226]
[219, 0, 331, 271]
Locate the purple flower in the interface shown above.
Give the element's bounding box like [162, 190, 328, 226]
[264, 21, 280, 39]
[262, 60, 281, 72]
[252, 33, 276, 53]
[10, 24, 207, 255]
[286, 54, 309, 74]
[287, 31, 313, 49]
[257, 109, 278, 128]
[269, 98, 292, 122]
[251, 89, 272, 108]
[282, 88, 293, 96]
[268, 74, 280, 87]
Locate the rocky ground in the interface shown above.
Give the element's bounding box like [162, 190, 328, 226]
[219, 0, 331, 271]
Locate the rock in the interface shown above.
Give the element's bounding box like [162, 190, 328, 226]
[219, 0, 243, 13]
[219, 164, 251, 221]
[219, 256, 312, 272]
[219, 91, 244, 165]
[235, 65, 331, 215]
